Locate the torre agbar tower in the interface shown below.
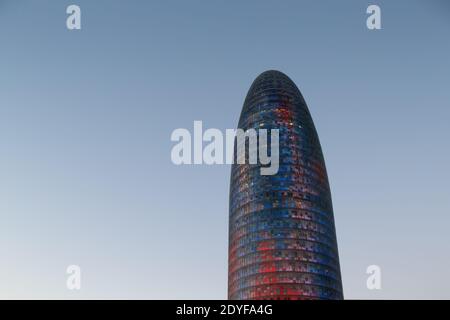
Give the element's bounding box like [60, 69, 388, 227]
[228, 70, 343, 300]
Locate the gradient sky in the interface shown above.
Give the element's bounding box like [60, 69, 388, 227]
[0, 0, 449, 299]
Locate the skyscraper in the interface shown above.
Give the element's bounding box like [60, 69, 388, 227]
[228, 70, 343, 300]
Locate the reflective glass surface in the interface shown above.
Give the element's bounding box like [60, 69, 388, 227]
[228, 71, 344, 300]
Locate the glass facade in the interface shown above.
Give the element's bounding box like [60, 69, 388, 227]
[228, 70, 343, 300]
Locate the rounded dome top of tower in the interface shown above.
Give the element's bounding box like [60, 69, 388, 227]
[255, 70, 292, 81]
[248, 70, 301, 95]
[242, 70, 305, 114]
[250, 70, 295, 89]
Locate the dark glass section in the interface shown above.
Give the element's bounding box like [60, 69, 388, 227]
[228, 70, 343, 300]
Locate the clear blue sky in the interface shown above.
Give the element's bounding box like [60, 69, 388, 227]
[0, 0, 449, 299]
